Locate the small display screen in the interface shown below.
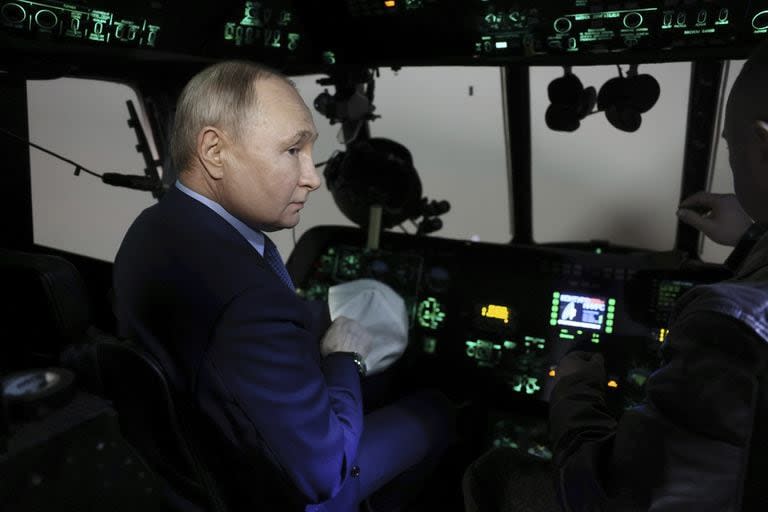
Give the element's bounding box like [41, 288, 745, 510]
[555, 293, 606, 330]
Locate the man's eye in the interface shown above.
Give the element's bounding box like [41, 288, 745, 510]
[288, 147, 300, 156]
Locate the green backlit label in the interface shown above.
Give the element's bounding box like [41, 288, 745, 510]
[524, 336, 546, 350]
[752, 10, 768, 34]
[465, 339, 501, 367]
[493, 437, 519, 449]
[423, 337, 437, 354]
[418, 297, 446, 330]
[322, 51, 337, 65]
[512, 376, 541, 395]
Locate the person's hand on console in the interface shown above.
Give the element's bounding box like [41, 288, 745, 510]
[677, 192, 753, 246]
[320, 316, 374, 359]
[554, 350, 605, 385]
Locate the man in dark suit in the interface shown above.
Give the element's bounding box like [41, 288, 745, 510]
[113, 61, 454, 511]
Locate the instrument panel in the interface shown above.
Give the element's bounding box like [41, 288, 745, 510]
[289, 226, 731, 415]
[2, 0, 768, 77]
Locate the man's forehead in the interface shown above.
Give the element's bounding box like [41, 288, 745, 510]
[252, 78, 312, 121]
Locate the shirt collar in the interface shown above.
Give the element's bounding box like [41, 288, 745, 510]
[175, 180, 265, 256]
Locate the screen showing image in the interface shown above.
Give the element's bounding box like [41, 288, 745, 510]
[556, 293, 606, 330]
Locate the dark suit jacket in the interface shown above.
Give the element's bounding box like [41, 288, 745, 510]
[114, 186, 363, 510]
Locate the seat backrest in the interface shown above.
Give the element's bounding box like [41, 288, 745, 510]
[0, 248, 226, 511]
[63, 337, 227, 512]
[0, 248, 90, 373]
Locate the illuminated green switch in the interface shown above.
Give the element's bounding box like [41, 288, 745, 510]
[423, 337, 437, 354]
[322, 51, 337, 65]
[418, 297, 446, 330]
[525, 377, 541, 395]
[287, 33, 300, 51]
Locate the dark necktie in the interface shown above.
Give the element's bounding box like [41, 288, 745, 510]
[262, 235, 295, 291]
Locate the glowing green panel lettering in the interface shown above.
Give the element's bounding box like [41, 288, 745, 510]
[418, 297, 446, 330]
[323, 51, 337, 65]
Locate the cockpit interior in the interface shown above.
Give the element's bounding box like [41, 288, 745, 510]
[2, 1, 767, 510]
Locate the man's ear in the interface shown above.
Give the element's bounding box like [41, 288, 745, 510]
[197, 126, 225, 179]
[755, 120, 768, 145]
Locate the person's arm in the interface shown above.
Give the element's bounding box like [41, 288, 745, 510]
[677, 192, 753, 246]
[548, 351, 617, 510]
[550, 312, 766, 511]
[198, 285, 366, 504]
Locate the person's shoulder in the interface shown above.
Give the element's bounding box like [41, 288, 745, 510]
[673, 281, 768, 331]
[669, 299, 768, 364]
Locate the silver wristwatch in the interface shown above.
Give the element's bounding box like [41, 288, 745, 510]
[339, 351, 367, 377]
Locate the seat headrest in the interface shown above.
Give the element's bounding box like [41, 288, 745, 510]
[0, 249, 91, 370]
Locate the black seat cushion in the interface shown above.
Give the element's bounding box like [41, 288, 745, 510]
[0, 249, 90, 372]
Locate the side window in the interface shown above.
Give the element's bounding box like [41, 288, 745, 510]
[530, 63, 692, 251]
[27, 78, 158, 262]
[701, 60, 746, 264]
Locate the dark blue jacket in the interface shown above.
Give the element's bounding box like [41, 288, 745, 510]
[114, 185, 363, 510]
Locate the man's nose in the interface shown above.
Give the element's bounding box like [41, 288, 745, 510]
[302, 158, 322, 191]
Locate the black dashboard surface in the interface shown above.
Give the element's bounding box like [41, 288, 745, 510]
[288, 226, 732, 414]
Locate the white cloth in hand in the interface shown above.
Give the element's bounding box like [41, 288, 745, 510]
[327, 279, 408, 376]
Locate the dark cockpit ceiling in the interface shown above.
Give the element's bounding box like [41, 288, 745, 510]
[1, 0, 768, 80]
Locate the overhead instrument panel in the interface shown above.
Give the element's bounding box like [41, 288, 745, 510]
[472, 0, 768, 62]
[0, 0, 163, 49]
[219, 0, 305, 56]
[2, 0, 768, 78]
[658, 1, 737, 48]
[545, 3, 660, 54]
[0, 0, 311, 72]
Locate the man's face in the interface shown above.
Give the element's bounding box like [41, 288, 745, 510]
[219, 77, 321, 231]
[723, 84, 768, 223]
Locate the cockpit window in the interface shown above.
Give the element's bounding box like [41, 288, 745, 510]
[27, 78, 157, 262]
[701, 59, 746, 264]
[530, 63, 691, 252]
[281, 67, 511, 252]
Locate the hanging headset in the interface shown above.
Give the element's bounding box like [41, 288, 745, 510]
[597, 64, 661, 132]
[545, 66, 597, 132]
[323, 137, 424, 229]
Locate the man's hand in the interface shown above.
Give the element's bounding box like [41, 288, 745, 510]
[554, 351, 605, 385]
[677, 192, 753, 246]
[320, 316, 373, 359]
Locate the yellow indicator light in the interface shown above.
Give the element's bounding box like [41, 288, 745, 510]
[607, 380, 619, 388]
[658, 328, 669, 343]
[384, 0, 396, 7]
[548, 369, 556, 377]
[481, 304, 509, 324]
